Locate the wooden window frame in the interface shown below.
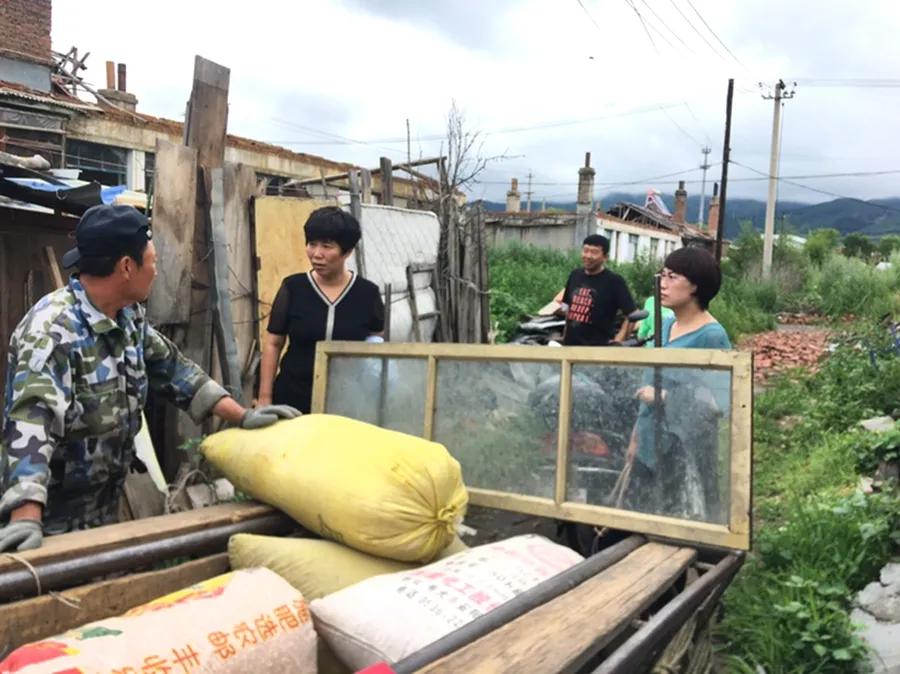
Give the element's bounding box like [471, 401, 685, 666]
[312, 342, 752, 550]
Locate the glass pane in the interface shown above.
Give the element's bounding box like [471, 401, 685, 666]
[433, 360, 560, 498]
[568, 364, 731, 524]
[325, 356, 427, 436]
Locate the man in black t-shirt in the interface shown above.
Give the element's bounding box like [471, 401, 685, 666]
[559, 234, 637, 346]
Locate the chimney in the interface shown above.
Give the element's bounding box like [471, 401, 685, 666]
[0, 0, 53, 91]
[97, 61, 139, 113]
[673, 180, 688, 224]
[506, 178, 521, 213]
[707, 183, 720, 237]
[577, 151, 595, 213]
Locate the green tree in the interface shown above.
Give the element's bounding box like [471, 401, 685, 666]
[725, 221, 763, 276]
[842, 233, 875, 260]
[805, 228, 841, 266]
[878, 234, 900, 259]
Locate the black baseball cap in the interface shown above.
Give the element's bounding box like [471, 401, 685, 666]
[62, 204, 152, 269]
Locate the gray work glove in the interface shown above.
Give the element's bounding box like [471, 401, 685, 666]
[240, 405, 302, 430]
[0, 519, 43, 552]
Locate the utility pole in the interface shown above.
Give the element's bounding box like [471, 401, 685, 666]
[761, 79, 795, 278]
[698, 145, 712, 225]
[525, 171, 533, 213]
[715, 79, 734, 262]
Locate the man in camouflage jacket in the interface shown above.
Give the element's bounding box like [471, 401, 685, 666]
[0, 204, 300, 551]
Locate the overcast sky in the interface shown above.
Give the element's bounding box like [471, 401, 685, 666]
[53, 1, 900, 205]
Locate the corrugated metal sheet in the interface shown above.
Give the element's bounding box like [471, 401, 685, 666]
[0, 86, 100, 113]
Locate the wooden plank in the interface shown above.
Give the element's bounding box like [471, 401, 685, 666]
[379, 156, 394, 205]
[183, 56, 230, 169]
[311, 346, 328, 414]
[555, 359, 572, 505]
[0, 502, 272, 575]
[0, 554, 229, 651]
[208, 166, 242, 401]
[418, 543, 696, 674]
[121, 472, 165, 520]
[223, 163, 259, 405]
[253, 197, 327, 347]
[181, 56, 231, 439]
[423, 355, 437, 441]
[729, 352, 753, 543]
[145, 139, 197, 325]
[468, 489, 746, 550]
[314, 341, 749, 369]
[42, 245, 63, 289]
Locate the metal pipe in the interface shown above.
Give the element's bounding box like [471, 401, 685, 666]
[592, 551, 744, 674]
[0, 513, 295, 602]
[392, 535, 645, 674]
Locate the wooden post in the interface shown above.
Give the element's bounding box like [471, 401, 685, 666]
[379, 157, 394, 206]
[43, 246, 64, 294]
[208, 167, 243, 403]
[383, 283, 392, 342]
[360, 169, 373, 205]
[180, 56, 230, 441]
[347, 169, 367, 278]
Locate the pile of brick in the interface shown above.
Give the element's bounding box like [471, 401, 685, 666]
[740, 329, 832, 384]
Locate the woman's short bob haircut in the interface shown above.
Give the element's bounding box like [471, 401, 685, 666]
[304, 206, 362, 253]
[663, 246, 722, 310]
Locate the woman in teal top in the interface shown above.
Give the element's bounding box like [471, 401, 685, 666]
[626, 246, 731, 522]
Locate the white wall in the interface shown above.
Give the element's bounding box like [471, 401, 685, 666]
[596, 216, 681, 264]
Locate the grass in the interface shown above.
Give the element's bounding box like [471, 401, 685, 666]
[716, 324, 900, 673]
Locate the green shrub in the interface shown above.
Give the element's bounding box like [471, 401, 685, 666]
[488, 244, 579, 341]
[851, 422, 900, 474]
[720, 569, 871, 674]
[817, 255, 898, 318]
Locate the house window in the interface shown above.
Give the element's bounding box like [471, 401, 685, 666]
[649, 238, 659, 259]
[65, 139, 127, 186]
[143, 151, 155, 195]
[628, 234, 639, 262]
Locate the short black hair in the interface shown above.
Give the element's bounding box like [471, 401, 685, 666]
[77, 231, 148, 278]
[663, 246, 722, 310]
[583, 234, 610, 256]
[304, 207, 361, 253]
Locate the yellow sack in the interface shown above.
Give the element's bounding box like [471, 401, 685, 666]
[202, 415, 468, 562]
[228, 534, 470, 601]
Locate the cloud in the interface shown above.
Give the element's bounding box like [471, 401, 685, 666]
[49, 0, 900, 204]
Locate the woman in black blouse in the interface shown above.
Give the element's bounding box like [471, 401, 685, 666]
[258, 207, 384, 413]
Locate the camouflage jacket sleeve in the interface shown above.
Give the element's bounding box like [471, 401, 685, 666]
[1, 337, 71, 515]
[143, 324, 229, 423]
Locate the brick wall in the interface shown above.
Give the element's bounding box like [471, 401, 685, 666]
[0, 0, 52, 65]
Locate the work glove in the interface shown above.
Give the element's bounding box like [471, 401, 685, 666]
[0, 519, 43, 552]
[240, 404, 302, 430]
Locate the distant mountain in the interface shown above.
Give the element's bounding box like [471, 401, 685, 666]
[478, 193, 900, 239]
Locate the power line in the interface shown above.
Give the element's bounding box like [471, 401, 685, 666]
[575, 0, 604, 33]
[658, 105, 706, 147]
[683, 0, 747, 70]
[667, 0, 729, 64]
[730, 160, 900, 213]
[622, 0, 661, 54]
[639, 0, 696, 54]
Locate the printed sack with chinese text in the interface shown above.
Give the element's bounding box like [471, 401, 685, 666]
[310, 534, 584, 670]
[0, 568, 317, 674]
[202, 414, 468, 563]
